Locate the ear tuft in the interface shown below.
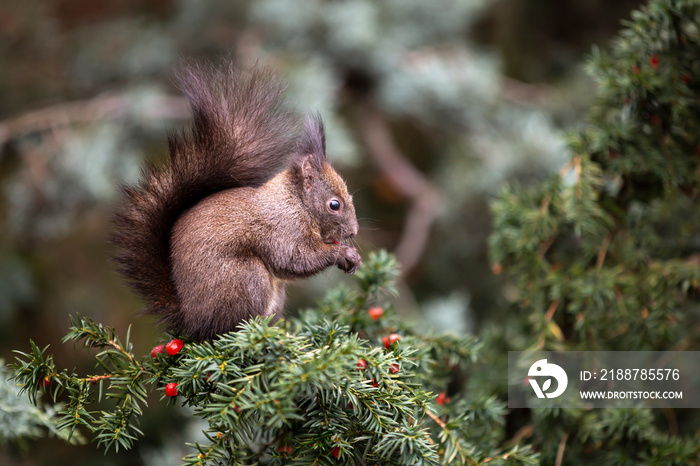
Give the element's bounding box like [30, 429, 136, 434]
[297, 113, 326, 167]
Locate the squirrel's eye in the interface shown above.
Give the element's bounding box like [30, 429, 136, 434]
[328, 199, 341, 212]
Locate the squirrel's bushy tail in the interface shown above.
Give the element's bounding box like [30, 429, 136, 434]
[112, 61, 300, 329]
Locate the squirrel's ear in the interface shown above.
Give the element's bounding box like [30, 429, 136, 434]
[292, 113, 326, 191]
[300, 156, 317, 191]
[297, 113, 326, 167]
[290, 154, 319, 192]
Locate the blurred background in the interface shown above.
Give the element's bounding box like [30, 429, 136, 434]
[0, 0, 645, 464]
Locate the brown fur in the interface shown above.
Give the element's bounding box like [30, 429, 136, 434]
[112, 61, 360, 340]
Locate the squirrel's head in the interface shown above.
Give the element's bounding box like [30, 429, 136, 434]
[292, 115, 359, 245]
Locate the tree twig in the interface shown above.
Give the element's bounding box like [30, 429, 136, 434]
[357, 103, 440, 275]
[500, 77, 552, 107]
[555, 432, 570, 466]
[0, 93, 189, 146]
[537, 299, 561, 349]
[424, 409, 446, 430]
[545, 299, 560, 322]
[84, 374, 114, 383]
[511, 424, 533, 445]
[538, 235, 556, 259]
[596, 233, 612, 270]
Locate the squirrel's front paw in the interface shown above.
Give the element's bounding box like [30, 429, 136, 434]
[337, 245, 362, 274]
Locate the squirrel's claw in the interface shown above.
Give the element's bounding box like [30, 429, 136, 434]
[338, 245, 362, 274]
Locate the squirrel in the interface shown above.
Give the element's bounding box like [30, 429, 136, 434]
[112, 61, 361, 341]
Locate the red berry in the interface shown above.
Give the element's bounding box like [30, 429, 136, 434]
[40, 376, 51, 388]
[356, 359, 366, 370]
[389, 363, 399, 374]
[166, 339, 184, 355]
[650, 54, 660, 69]
[371, 379, 379, 388]
[150, 344, 166, 358]
[632, 64, 641, 75]
[165, 382, 178, 397]
[436, 392, 450, 405]
[367, 307, 384, 320]
[383, 333, 401, 348]
[680, 184, 696, 197]
[332, 447, 340, 458]
[279, 445, 292, 454]
[649, 114, 662, 128]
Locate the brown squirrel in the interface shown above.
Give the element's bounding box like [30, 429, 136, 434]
[112, 61, 361, 341]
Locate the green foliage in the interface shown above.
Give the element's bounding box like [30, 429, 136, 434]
[490, 0, 700, 351]
[13, 316, 146, 452]
[0, 360, 82, 449]
[488, 0, 700, 463]
[13, 251, 533, 465]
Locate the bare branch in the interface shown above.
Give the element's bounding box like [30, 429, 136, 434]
[357, 103, 440, 275]
[555, 432, 570, 466]
[500, 77, 551, 107]
[0, 93, 189, 146]
[424, 408, 446, 430]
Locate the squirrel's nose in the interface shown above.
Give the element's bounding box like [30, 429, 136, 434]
[350, 219, 359, 239]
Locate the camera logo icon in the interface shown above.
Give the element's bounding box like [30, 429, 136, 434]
[528, 359, 568, 399]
